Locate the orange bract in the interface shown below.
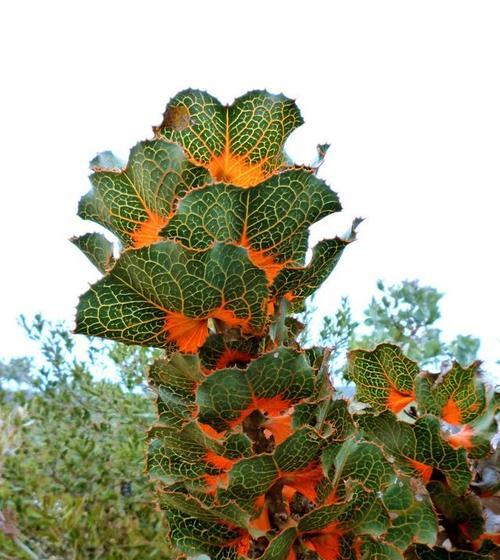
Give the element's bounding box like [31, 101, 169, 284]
[446, 425, 474, 450]
[304, 522, 343, 560]
[234, 532, 251, 557]
[208, 151, 268, 188]
[263, 413, 293, 445]
[163, 313, 209, 353]
[164, 308, 251, 353]
[386, 386, 415, 414]
[408, 459, 433, 483]
[441, 397, 462, 425]
[203, 472, 228, 493]
[228, 395, 291, 431]
[204, 451, 236, 493]
[323, 488, 338, 506]
[198, 422, 223, 439]
[239, 232, 286, 283]
[476, 533, 500, 547]
[280, 463, 324, 502]
[250, 495, 272, 532]
[214, 349, 254, 371]
[130, 212, 169, 249]
[205, 450, 236, 471]
[221, 527, 251, 557]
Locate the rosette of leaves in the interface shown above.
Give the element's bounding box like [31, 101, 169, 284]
[73, 90, 498, 559]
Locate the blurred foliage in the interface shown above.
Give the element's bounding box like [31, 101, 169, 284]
[0, 316, 171, 559]
[0, 281, 483, 558]
[0, 357, 33, 387]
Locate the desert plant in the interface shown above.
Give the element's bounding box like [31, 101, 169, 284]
[73, 90, 498, 559]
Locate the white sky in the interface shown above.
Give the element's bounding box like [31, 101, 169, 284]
[1, 1, 499, 379]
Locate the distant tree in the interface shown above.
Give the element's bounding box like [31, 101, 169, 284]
[0, 357, 32, 386]
[301, 279, 480, 380]
[356, 279, 480, 368]
[299, 296, 359, 383]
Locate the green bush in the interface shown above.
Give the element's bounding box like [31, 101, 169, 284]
[0, 318, 171, 559]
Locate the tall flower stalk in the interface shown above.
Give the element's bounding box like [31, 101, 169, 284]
[73, 90, 498, 560]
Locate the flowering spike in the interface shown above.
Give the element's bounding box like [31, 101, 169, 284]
[74, 91, 497, 560]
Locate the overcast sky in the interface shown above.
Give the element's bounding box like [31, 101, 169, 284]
[1, 1, 499, 379]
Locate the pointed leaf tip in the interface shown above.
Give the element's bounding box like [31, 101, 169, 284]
[71, 232, 114, 274]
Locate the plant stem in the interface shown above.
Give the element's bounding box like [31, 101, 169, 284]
[13, 537, 40, 560]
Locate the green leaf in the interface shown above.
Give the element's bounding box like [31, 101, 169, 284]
[219, 427, 325, 507]
[292, 396, 357, 442]
[358, 412, 471, 494]
[383, 478, 414, 511]
[75, 242, 269, 352]
[147, 419, 251, 497]
[161, 169, 341, 281]
[259, 528, 297, 560]
[384, 479, 437, 549]
[314, 143, 331, 168]
[415, 362, 487, 425]
[79, 140, 209, 248]
[162, 504, 244, 560]
[271, 237, 351, 308]
[427, 481, 484, 541]
[220, 454, 278, 504]
[147, 422, 221, 487]
[223, 432, 253, 460]
[347, 343, 418, 413]
[155, 89, 303, 187]
[158, 491, 250, 530]
[356, 536, 404, 560]
[324, 399, 357, 439]
[406, 545, 493, 560]
[322, 440, 396, 498]
[273, 427, 324, 471]
[71, 232, 114, 273]
[294, 398, 357, 440]
[298, 487, 389, 536]
[196, 347, 315, 432]
[148, 353, 204, 428]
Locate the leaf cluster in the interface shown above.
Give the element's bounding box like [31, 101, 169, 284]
[69, 90, 499, 560]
